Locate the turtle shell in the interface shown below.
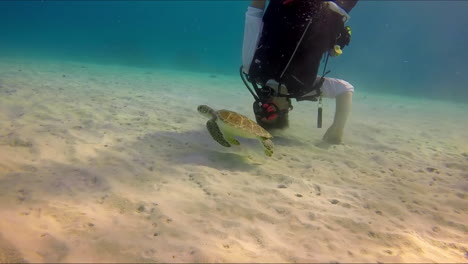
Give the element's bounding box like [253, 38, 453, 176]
[217, 109, 272, 139]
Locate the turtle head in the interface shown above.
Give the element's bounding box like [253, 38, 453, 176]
[197, 105, 215, 119]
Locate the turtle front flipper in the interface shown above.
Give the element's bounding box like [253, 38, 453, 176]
[224, 134, 240, 146]
[206, 120, 231, 147]
[259, 138, 274, 157]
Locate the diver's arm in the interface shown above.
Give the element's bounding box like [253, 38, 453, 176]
[250, 0, 266, 9]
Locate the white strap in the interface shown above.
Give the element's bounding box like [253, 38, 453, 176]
[324, 1, 351, 22]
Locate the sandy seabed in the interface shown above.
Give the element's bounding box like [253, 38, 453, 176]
[0, 58, 467, 263]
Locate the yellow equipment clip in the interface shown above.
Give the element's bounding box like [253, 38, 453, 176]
[332, 45, 343, 57]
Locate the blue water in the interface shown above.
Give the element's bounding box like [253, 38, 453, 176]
[1, 0, 467, 102]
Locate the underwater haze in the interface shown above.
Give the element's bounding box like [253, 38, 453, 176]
[1, 1, 468, 263]
[1, 0, 468, 102]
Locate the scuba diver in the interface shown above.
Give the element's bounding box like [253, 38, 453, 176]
[241, 0, 358, 144]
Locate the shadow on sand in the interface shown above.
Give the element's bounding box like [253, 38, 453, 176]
[138, 129, 265, 172]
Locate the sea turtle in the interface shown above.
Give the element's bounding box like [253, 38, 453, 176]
[197, 105, 274, 157]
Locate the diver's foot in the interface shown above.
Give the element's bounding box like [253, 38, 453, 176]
[323, 126, 344, 145]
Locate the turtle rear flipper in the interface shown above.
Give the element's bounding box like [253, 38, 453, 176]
[259, 138, 274, 157]
[206, 120, 231, 147]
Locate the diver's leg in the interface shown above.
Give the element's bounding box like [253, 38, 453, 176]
[323, 91, 353, 144]
[320, 78, 354, 144]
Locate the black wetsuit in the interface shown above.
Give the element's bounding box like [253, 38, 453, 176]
[247, 0, 358, 98]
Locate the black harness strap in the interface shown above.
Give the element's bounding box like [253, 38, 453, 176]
[240, 66, 261, 102]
